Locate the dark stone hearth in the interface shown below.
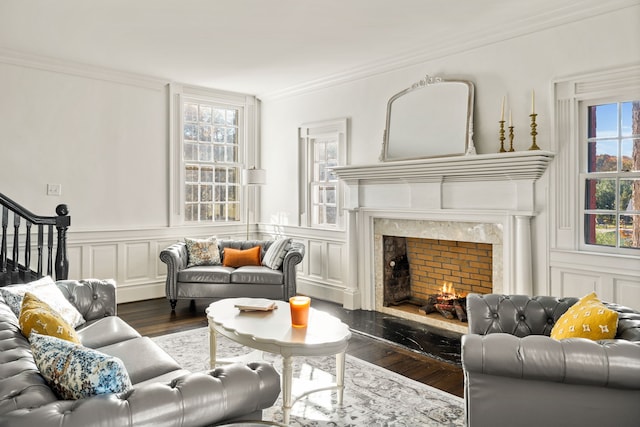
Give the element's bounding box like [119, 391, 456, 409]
[311, 299, 462, 365]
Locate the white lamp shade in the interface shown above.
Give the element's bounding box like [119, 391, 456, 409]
[242, 168, 266, 185]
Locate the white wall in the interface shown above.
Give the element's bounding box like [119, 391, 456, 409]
[259, 7, 640, 307]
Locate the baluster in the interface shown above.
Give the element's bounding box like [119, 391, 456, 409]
[37, 225, 44, 277]
[1, 207, 7, 276]
[55, 204, 70, 280]
[12, 213, 20, 278]
[47, 224, 53, 277]
[25, 221, 32, 278]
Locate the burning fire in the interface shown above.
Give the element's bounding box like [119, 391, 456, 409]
[439, 282, 463, 300]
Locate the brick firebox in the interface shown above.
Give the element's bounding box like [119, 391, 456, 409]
[406, 237, 493, 300]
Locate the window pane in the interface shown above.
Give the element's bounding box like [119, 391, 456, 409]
[184, 124, 198, 141]
[585, 178, 615, 210]
[214, 145, 225, 161]
[621, 101, 639, 137]
[185, 184, 198, 202]
[584, 214, 616, 246]
[228, 168, 238, 184]
[327, 142, 337, 160]
[227, 110, 238, 126]
[588, 103, 618, 138]
[213, 109, 226, 125]
[326, 206, 337, 224]
[184, 103, 198, 122]
[198, 145, 213, 162]
[214, 203, 226, 221]
[200, 204, 213, 221]
[228, 202, 239, 221]
[622, 139, 640, 172]
[185, 165, 198, 182]
[199, 125, 212, 142]
[200, 184, 213, 202]
[587, 140, 617, 172]
[619, 215, 640, 249]
[184, 143, 197, 161]
[199, 105, 212, 124]
[214, 127, 225, 143]
[215, 167, 226, 183]
[200, 166, 213, 182]
[227, 128, 237, 145]
[315, 141, 326, 161]
[326, 187, 336, 204]
[620, 179, 638, 211]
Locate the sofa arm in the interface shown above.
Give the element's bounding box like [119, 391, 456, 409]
[466, 293, 579, 337]
[56, 279, 117, 321]
[282, 241, 305, 300]
[159, 242, 188, 300]
[0, 362, 280, 427]
[462, 333, 640, 390]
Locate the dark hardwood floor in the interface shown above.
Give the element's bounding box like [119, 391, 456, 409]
[118, 297, 464, 398]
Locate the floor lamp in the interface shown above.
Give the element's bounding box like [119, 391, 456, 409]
[242, 167, 266, 240]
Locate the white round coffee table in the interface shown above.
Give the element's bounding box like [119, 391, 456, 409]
[206, 298, 352, 425]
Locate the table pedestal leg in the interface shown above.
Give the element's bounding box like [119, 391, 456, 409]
[282, 356, 293, 425]
[208, 325, 217, 369]
[336, 351, 346, 405]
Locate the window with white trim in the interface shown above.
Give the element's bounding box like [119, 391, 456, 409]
[183, 100, 241, 222]
[299, 119, 348, 229]
[169, 84, 256, 226]
[581, 100, 640, 251]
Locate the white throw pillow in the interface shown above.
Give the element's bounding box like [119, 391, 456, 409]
[0, 276, 85, 328]
[262, 238, 292, 270]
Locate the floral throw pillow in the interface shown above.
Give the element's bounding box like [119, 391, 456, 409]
[184, 236, 221, 267]
[0, 276, 85, 328]
[29, 332, 132, 400]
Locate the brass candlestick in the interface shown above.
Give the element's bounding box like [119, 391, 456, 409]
[498, 120, 506, 152]
[508, 126, 515, 152]
[528, 113, 540, 150]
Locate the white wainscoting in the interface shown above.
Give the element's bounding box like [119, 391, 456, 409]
[260, 225, 348, 304]
[65, 226, 246, 303]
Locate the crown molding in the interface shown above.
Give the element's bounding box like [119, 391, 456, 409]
[0, 47, 168, 91]
[259, 0, 640, 101]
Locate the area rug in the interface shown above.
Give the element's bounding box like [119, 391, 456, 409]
[152, 327, 465, 426]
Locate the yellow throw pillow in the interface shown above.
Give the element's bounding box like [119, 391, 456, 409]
[550, 292, 618, 340]
[19, 292, 81, 344]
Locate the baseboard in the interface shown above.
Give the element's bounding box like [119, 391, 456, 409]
[117, 282, 166, 304]
[296, 278, 345, 305]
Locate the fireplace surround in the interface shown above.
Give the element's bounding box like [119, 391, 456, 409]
[332, 150, 554, 333]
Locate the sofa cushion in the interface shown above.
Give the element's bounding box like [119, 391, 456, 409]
[29, 332, 132, 400]
[0, 276, 85, 328]
[185, 236, 221, 267]
[19, 292, 80, 344]
[231, 266, 284, 285]
[76, 316, 142, 348]
[97, 336, 182, 384]
[551, 292, 618, 340]
[223, 246, 262, 267]
[262, 237, 292, 270]
[178, 265, 234, 283]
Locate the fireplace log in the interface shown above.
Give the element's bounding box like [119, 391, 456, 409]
[453, 298, 467, 322]
[418, 295, 439, 315]
[435, 303, 456, 319]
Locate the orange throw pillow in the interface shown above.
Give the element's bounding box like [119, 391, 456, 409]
[222, 246, 262, 267]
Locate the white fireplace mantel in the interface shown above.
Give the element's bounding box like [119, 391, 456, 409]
[332, 150, 554, 183]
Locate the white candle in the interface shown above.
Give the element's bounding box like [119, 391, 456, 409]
[501, 96, 505, 121]
[509, 109, 512, 127]
[531, 90, 535, 114]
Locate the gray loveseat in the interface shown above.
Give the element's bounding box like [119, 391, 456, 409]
[0, 279, 281, 427]
[462, 293, 640, 427]
[160, 239, 305, 310]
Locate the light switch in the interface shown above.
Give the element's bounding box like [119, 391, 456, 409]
[47, 184, 62, 196]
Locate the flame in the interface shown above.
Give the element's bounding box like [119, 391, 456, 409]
[440, 282, 463, 299]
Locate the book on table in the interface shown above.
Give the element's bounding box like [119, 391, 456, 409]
[234, 298, 278, 312]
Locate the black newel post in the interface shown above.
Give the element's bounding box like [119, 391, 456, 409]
[54, 204, 70, 280]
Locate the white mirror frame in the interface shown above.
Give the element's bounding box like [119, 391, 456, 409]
[380, 75, 475, 161]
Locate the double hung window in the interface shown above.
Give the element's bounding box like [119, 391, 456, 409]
[582, 100, 640, 251]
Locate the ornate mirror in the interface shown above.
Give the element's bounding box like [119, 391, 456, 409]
[381, 75, 475, 161]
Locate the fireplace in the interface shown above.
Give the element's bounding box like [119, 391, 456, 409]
[331, 150, 554, 334]
[374, 218, 503, 333]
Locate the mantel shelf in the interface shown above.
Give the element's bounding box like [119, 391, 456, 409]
[332, 150, 554, 183]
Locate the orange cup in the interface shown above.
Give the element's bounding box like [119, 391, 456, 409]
[289, 296, 311, 328]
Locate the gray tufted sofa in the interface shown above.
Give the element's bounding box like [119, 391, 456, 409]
[160, 239, 305, 310]
[0, 279, 281, 427]
[462, 293, 640, 427]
